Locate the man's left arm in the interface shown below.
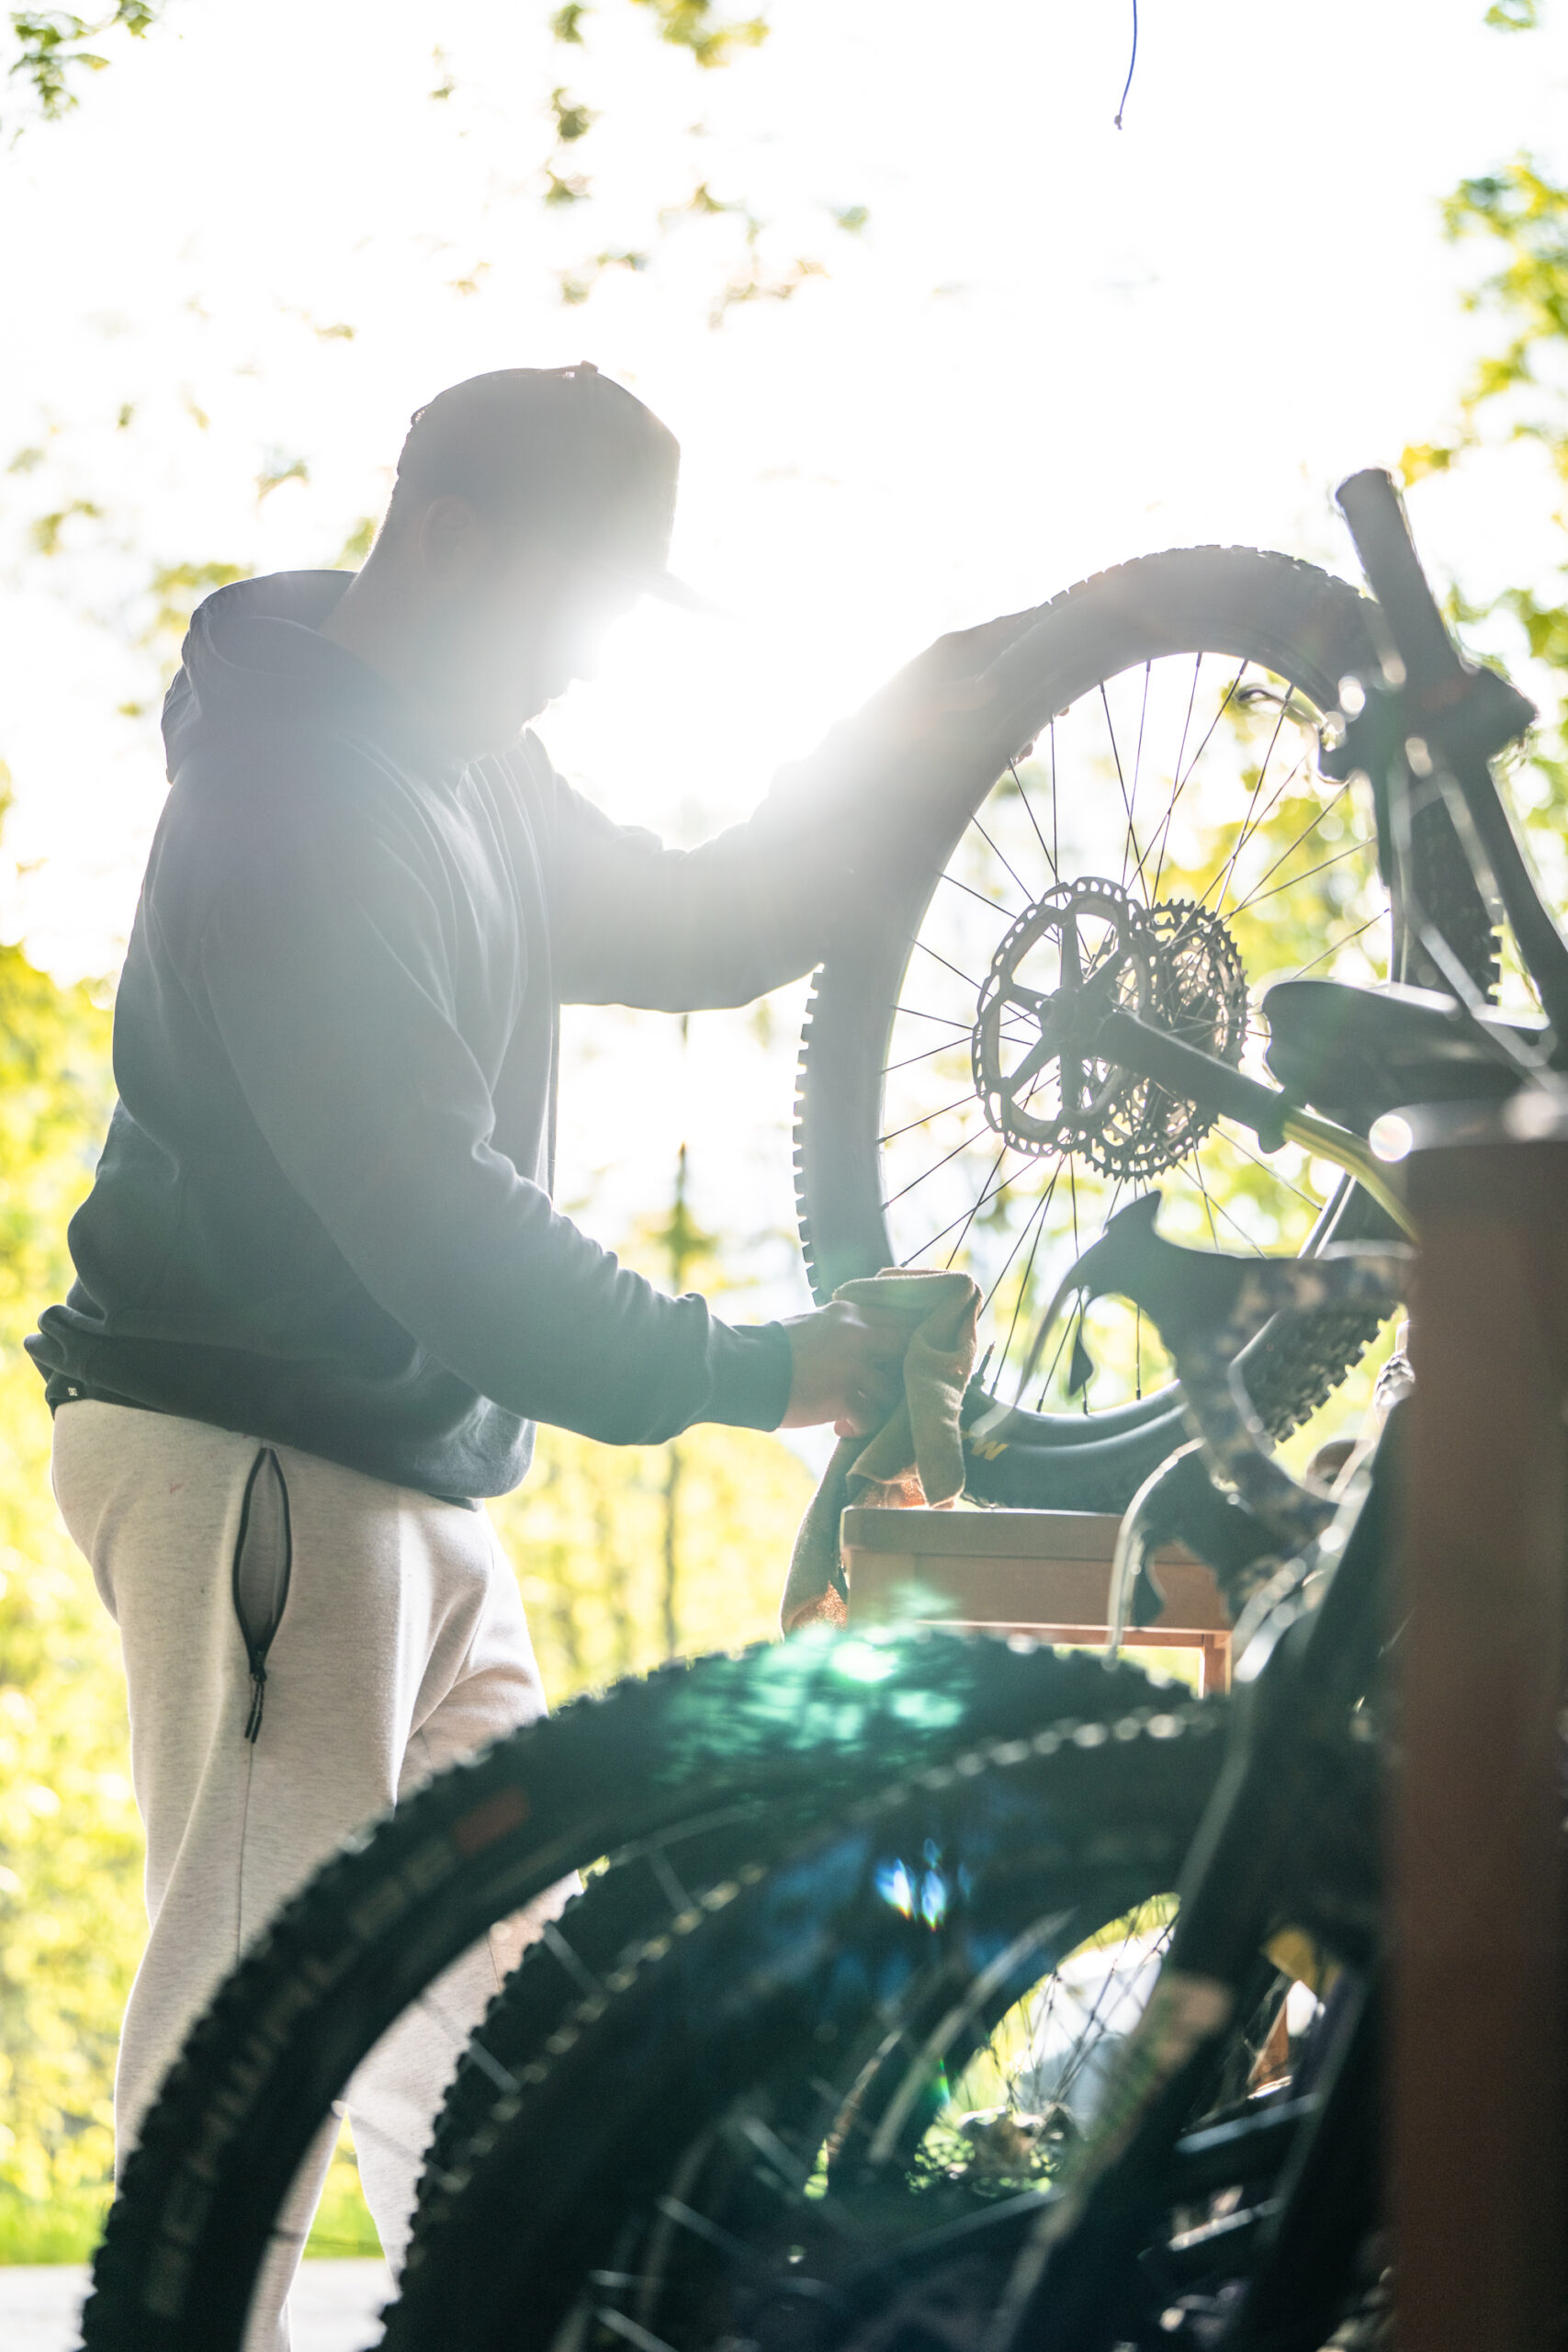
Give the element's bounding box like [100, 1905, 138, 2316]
[542, 604, 1046, 1012]
[545, 774, 832, 1012]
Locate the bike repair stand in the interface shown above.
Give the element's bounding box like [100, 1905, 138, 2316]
[1395, 1096, 1568, 2350]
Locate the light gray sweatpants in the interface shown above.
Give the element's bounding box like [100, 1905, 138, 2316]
[52, 1400, 557, 2347]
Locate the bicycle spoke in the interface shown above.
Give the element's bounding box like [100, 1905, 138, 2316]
[899, 1137, 1036, 1268]
[890, 1004, 974, 1031]
[1287, 910, 1382, 980]
[1216, 1127, 1322, 1211]
[1217, 780, 1353, 915]
[1131, 662, 1152, 836]
[878, 1092, 986, 1148]
[981, 1166, 1058, 1317]
[1032, 1295, 1080, 1409]
[544, 1920, 606, 2000]
[1235, 838, 1371, 917]
[596, 2309, 682, 2352]
[967, 810, 1034, 907]
[883, 1035, 975, 1078]
[910, 936, 983, 991]
[1049, 718, 1061, 877]
[988, 1173, 1061, 1390]
[942, 1143, 1013, 1272]
[1175, 662, 1251, 801]
[1148, 653, 1205, 902]
[1010, 758, 1058, 886]
[1051, 1913, 1171, 2109]
[939, 866, 1020, 921]
[881, 1125, 987, 1212]
[1208, 736, 1310, 911]
[1190, 1155, 1266, 1254]
[895, 1147, 1012, 1267]
[1099, 681, 1143, 890]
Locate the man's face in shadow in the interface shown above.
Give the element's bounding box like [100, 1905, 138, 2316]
[410, 495, 645, 752]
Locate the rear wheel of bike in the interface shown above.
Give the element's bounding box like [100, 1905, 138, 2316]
[80, 1634, 1123, 2352]
[795, 547, 1491, 1508]
[383, 1691, 1280, 2352]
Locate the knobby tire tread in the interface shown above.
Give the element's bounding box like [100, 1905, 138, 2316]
[384, 1685, 1231, 2352]
[82, 1634, 1157, 2352]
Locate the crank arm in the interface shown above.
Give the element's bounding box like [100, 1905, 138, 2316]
[1093, 1007, 1414, 1237]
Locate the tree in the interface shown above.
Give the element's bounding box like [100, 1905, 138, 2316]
[0, 888, 132, 2259]
[6, 4, 770, 136]
[1401, 125, 1568, 905]
[6, 5, 162, 131]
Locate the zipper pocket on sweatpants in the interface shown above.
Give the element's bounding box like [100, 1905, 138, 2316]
[231, 1447, 293, 1743]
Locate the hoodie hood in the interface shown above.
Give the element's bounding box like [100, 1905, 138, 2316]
[162, 570, 457, 782]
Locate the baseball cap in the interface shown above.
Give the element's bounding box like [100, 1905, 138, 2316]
[395, 363, 714, 613]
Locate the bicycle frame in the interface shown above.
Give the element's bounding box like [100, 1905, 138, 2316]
[991, 470, 1568, 2346]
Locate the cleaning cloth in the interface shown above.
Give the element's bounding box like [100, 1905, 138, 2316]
[781, 1269, 980, 1633]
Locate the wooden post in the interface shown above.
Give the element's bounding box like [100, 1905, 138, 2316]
[1394, 1116, 1568, 2350]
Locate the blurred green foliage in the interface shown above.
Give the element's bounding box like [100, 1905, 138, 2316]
[6, 5, 160, 128]
[0, 857, 810, 2258]
[1401, 144, 1568, 884]
[0, 912, 130, 2261]
[494, 1418, 811, 1698]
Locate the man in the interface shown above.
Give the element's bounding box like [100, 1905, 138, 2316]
[32, 364, 1016, 2335]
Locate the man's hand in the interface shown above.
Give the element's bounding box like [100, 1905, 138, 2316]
[772, 605, 1047, 854]
[843, 606, 1047, 762]
[780, 1298, 912, 1437]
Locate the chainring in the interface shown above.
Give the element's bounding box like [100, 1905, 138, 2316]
[972, 879, 1249, 1184]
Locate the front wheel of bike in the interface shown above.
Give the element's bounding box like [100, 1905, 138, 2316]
[382, 1690, 1304, 2352]
[80, 1634, 1132, 2352]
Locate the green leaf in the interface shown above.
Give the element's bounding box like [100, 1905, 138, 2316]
[628, 0, 770, 69]
[549, 85, 598, 143]
[6, 5, 167, 130]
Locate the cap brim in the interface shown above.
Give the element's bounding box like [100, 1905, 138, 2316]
[588, 551, 723, 617]
[643, 568, 724, 617]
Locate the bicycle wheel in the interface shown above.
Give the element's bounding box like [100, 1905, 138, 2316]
[383, 1689, 1267, 2352]
[81, 1632, 1124, 2352]
[795, 548, 1489, 1508]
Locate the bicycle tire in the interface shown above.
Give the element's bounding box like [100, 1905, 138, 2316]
[408, 1805, 832, 2246]
[81, 1633, 1138, 2352]
[384, 1682, 1233, 2352]
[793, 547, 1492, 1507]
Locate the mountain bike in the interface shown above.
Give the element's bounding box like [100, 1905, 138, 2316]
[368, 470, 1568, 2351]
[793, 534, 1498, 1512]
[372, 1221, 1402, 2352]
[80, 471, 1562, 2351]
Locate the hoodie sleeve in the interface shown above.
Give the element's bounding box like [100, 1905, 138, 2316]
[545, 763, 841, 1012]
[539, 601, 1052, 1012]
[195, 779, 792, 1445]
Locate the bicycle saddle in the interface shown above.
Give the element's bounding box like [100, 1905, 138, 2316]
[1261, 977, 1544, 1131]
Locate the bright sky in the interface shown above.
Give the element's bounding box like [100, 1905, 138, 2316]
[1, 0, 1564, 1323]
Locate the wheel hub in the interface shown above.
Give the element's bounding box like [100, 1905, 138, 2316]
[971, 878, 1248, 1182]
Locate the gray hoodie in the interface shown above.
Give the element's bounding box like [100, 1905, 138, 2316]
[29, 570, 840, 1500]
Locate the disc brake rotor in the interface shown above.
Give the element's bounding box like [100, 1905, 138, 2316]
[972, 879, 1248, 1184]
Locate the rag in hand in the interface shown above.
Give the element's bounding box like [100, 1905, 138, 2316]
[781, 1269, 981, 1634]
